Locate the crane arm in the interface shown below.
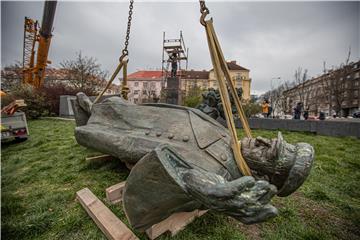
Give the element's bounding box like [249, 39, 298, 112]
[32, 0, 57, 88]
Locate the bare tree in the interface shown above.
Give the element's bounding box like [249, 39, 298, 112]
[1, 62, 24, 90]
[306, 79, 321, 115]
[140, 82, 159, 103]
[277, 81, 292, 116]
[268, 80, 291, 117]
[322, 48, 352, 116]
[294, 67, 308, 109]
[60, 52, 108, 93]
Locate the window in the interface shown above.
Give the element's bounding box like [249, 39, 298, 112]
[142, 90, 147, 94]
[134, 90, 140, 95]
[150, 82, 156, 88]
[151, 90, 156, 95]
[143, 82, 148, 88]
[134, 82, 139, 87]
[134, 98, 138, 104]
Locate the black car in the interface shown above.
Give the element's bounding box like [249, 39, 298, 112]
[353, 111, 360, 118]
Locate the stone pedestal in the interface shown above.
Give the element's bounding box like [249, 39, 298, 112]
[164, 77, 182, 105]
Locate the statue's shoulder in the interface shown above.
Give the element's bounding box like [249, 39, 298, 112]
[142, 103, 228, 149]
[101, 96, 135, 105]
[142, 103, 226, 130]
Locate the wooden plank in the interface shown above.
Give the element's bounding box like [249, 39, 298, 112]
[145, 210, 208, 239]
[86, 154, 116, 162]
[170, 210, 207, 236]
[106, 181, 126, 204]
[76, 188, 138, 240]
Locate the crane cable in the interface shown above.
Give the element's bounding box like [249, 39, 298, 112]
[200, 0, 252, 176]
[94, 0, 133, 104]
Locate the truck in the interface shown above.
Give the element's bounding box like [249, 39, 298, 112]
[1, 111, 29, 142]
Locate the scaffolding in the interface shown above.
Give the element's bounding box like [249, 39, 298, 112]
[161, 31, 189, 88]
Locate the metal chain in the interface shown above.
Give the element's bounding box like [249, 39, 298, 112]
[199, 0, 209, 26]
[199, 0, 209, 14]
[122, 0, 134, 57]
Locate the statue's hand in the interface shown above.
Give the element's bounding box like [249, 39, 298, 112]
[182, 169, 278, 224]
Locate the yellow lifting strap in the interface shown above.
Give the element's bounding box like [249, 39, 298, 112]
[121, 60, 130, 100]
[94, 56, 129, 104]
[201, 6, 252, 176]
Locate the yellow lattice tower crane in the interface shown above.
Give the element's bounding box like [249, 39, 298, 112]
[22, 1, 57, 88]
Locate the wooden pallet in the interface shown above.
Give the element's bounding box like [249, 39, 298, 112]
[146, 210, 207, 239]
[105, 181, 207, 239]
[76, 188, 138, 240]
[106, 182, 126, 204]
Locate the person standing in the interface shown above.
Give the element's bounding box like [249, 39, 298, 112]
[268, 105, 273, 118]
[170, 52, 178, 78]
[294, 102, 302, 120]
[303, 108, 309, 120]
[262, 100, 269, 118]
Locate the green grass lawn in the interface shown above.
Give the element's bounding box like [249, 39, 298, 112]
[2, 119, 360, 240]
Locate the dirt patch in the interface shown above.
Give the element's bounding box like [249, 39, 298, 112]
[227, 217, 262, 240]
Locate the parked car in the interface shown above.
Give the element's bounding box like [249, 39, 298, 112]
[353, 111, 360, 118]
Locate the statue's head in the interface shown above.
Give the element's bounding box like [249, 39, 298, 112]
[241, 132, 314, 197]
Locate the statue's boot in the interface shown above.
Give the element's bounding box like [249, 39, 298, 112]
[242, 132, 314, 197]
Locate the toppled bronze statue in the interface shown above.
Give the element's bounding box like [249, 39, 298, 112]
[72, 93, 314, 231]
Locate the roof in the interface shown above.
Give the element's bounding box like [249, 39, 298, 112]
[126, 61, 249, 81]
[127, 69, 210, 80]
[209, 61, 249, 71]
[127, 71, 163, 80]
[180, 70, 209, 79]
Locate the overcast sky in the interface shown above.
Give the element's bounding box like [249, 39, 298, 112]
[1, 1, 359, 94]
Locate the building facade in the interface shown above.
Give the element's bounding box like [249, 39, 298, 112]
[209, 61, 251, 101]
[283, 60, 360, 117]
[180, 70, 209, 93]
[126, 71, 163, 104]
[126, 60, 252, 103]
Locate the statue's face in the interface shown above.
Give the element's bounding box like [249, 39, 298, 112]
[241, 137, 278, 163]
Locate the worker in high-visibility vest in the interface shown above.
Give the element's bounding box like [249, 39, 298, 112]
[0, 89, 6, 97]
[262, 100, 269, 118]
